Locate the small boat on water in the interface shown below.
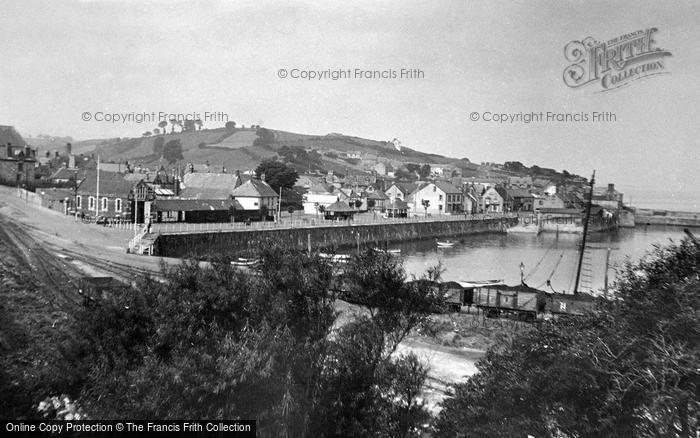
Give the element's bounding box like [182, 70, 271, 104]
[436, 240, 456, 248]
[373, 248, 401, 254]
[231, 257, 259, 267]
[319, 253, 351, 263]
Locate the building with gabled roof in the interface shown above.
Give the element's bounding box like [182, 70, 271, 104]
[495, 186, 534, 212]
[0, 125, 36, 186]
[75, 170, 139, 219]
[324, 200, 357, 220]
[180, 171, 246, 199]
[408, 181, 463, 215]
[230, 178, 279, 215]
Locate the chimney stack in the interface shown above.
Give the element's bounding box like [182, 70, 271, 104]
[6, 143, 12, 157]
[54, 150, 59, 158]
[66, 142, 72, 155]
[260, 172, 266, 182]
[608, 183, 614, 192]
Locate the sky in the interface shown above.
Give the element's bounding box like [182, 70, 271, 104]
[0, 0, 698, 203]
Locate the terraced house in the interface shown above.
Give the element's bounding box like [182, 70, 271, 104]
[0, 126, 36, 187]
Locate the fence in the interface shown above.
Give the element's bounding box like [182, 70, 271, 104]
[15, 187, 42, 207]
[150, 212, 518, 235]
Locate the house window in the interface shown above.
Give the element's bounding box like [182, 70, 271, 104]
[101, 197, 108, 211]
[439, 195, 443, 201]
[433, 186, 436, 192]
[115, 198, 122, 212]
[18, 163, 23, 172]
[76, 196, 82, 208]
[88, 197, 95, 210]
[439, 205, 443, 211]
[254, 202, 259, 207]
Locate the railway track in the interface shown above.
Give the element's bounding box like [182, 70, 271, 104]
[0, 220, 83, 308]
[56, 247, 161, 282]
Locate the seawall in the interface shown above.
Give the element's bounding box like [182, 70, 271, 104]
[633, 208, 700, 227]
[153, 217, 517, 258]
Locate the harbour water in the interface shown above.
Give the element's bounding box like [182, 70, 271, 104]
[398, 226, 690, 294]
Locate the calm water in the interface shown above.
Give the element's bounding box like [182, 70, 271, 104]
[397, 226, 690, 294]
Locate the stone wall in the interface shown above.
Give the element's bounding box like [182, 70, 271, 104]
[153, 217, 517, 258]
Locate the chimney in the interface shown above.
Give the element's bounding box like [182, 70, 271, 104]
[54, 150, 59, 158]
[68, 154, 75, 169]
[7, 143, 12, 157]
[260, 172, 266, 182]
[608, 183, 614, 192]
[66, 142, 72, 155]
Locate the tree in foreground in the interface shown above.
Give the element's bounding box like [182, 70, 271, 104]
[435, 237, 700, 437]
[69, 242, 441, 437]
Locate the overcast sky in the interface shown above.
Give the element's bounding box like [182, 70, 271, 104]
[1, 0, 698, 195]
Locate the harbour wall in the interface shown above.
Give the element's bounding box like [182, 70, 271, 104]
[153, 217, 517, 258]
[633, 208, 700, 227]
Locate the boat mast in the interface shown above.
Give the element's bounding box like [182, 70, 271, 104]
[573, 170, 595, 294]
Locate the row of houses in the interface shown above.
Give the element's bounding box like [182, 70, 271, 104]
[298, 172, 623, 218]
[44, 166, 280, 224]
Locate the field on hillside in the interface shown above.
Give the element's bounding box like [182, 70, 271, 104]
[208, 130, 258, 149]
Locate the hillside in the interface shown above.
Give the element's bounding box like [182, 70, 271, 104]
[62, 126, 583, 184]
[70, 127, 463, 176]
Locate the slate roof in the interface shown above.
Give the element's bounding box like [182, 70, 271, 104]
[307, 182, 333, 194]
[180, 172, 243, 199]
[230, 179, 279, 198]
[433, 181, 462, 194]
[389, 182, 417, 195]
[77, 171, 135, 197]
[50, 167, 86, 181]
[325, 201, 356, 212]
[365, 191, 389, 200]
[153, 198, 243, 212]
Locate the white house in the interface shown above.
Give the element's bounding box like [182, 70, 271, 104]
[480, 186, 504, 212]
[385, 182, 415, 201]
[302, 182, 339, 214]
[230, 178, 279, 213]
[408, 181, 463, 215]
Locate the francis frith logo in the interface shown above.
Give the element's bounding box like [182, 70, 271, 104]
[563, 27, 672, 91]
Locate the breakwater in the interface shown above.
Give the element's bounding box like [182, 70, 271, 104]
[632, 208, 700, 227]
[153, 217, 517, 258]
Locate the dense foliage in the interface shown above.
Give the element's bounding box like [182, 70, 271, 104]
[435, 237, 700, 437]
[254, 159, 299, 194]
[66, 244, 442, 437]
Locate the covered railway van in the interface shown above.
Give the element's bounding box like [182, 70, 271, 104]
[545, 292, 597, 316]
[473, 284, 545, 319]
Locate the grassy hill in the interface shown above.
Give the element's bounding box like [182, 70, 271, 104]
[70, 127, 463, 176]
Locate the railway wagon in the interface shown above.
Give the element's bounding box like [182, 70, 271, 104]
[78, 276, 127, 304]
[442, 281, 467, 312]
[473, 285, 544, 319]
[545, 292, 596, 316]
